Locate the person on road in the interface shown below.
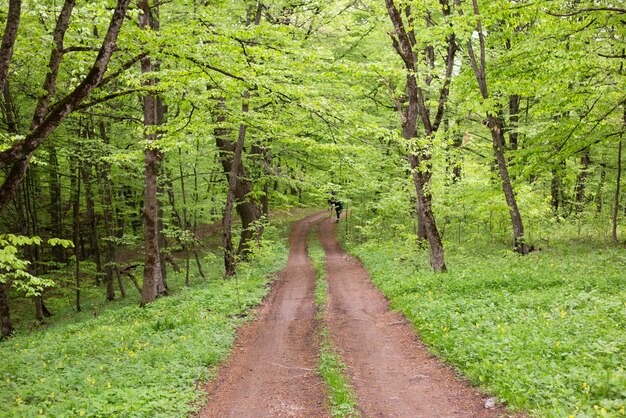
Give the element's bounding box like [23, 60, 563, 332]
[328, 194, 344, 222]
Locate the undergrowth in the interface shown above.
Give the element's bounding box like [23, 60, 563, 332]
[0, 220, 292, 417]
[309, 226, 359, 418]
[342, 235, 626, 418]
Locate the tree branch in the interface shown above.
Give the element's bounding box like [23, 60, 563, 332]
[0, 0, 132, 214]
[545, 7, 626, 17]
[0, 0, 21, 93]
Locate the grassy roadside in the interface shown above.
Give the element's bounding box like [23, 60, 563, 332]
[308, 225, 359, 418]
[0, 213, 308, 417]
[341, 236, 626, 418]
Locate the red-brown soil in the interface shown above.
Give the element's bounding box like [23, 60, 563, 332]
[198, 212, 512, 417]
[198, 212, 328, 417]
[318, 216, 509, 417]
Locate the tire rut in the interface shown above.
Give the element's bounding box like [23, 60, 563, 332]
[198, 212, 329, 418]
[318, 216, 508, 418]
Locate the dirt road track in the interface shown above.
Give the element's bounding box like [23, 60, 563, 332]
[199, 212, 510, 417]
[318, 217, 507, 417]
[198, 212, 328, 418]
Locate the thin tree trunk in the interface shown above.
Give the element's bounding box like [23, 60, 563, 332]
[174, 157, 191, 286]
[98, 122, 117, 301]
[464, 0, 529, 253]
[49, 147, 65, 263]
[596, 163, 607, 213]
[384, 0, 451, 271]
[73, 161, 81, 312]
[574, 150, 591, 214]
[613, 137, 623, 242]
[0, 0, 21, 93]
[223, 92, 250, 278]
[488, 114, 528, 252]
[192, 142, 206, 280]
[409, 155, 446, 271]
[214, 98, 262, 262]
[0, 283, 13, 339]
[508, 94, 520, 151]
[82, 160, 102, 272]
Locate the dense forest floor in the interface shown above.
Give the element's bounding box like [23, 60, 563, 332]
[3, 210, 624, 417]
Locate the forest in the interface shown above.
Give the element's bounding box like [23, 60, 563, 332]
[0, 0, 625, 417]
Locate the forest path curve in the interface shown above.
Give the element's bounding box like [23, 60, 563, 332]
[318, 217, 509, 417]
[198, 212, 328, 418]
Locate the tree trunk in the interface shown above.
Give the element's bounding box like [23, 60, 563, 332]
[551, 167, 562, 216]
[488, 114, 529, 253]
[82, 160, 102, 272]
[613, 137, 623, 243]
[508, 94, 520, 151]
[463, 0, 529, 254]
[214, 99, 262, 261]
[0, 0, 131, 215]
[0, 0, 22, 93]
[223, 93, 250, 277]
[384, 0, 451, 270]
[141, 146, 165, 304]
[409, 155, 447, 271]
[596, 162, 607, 213]
[72, 159, 81, 312]
[139, 0, 166, 305]
[574, 150, 591, 214]
[0, 283, 13, 339]
[192, 142, 206, 279]
[99, 122, 117, 301]
[49, 146, 65, 262]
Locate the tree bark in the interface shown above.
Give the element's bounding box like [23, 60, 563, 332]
[385, 0, 451, 271]
[139, 0, 166, 305]
[574, 150, 591, 213]
[82, 159, 102, 272]
[223, 93, 250, 278]
[409, 155, 446, 271]
[49, 147, 65, 262]
[463, 0, 529, 253]
[72, 161, 81, 312]
[0, 0, 21, 93]
[98, 122, 117, 301]
[0, 283, 13, 339]
[613, 137, 623, 242]
[214, 99, 262, 261]
[508, 94, 520, 151]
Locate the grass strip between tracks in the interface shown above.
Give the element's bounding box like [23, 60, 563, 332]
[309, 225, 359, 418]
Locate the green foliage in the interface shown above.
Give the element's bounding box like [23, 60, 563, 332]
[0, 235, 64, 296]
[0, 227, 290, 417]
[344, 238, 626, 417]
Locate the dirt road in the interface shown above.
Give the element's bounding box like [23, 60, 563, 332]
[199, 212, 507, 417]
[198, 212, 328, 417]
[318, 217, 505, 417]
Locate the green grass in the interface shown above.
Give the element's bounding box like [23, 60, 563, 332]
[309, 227, 359, 418]
[342, 236, 626, 418]
[0, 221, 291, 417]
